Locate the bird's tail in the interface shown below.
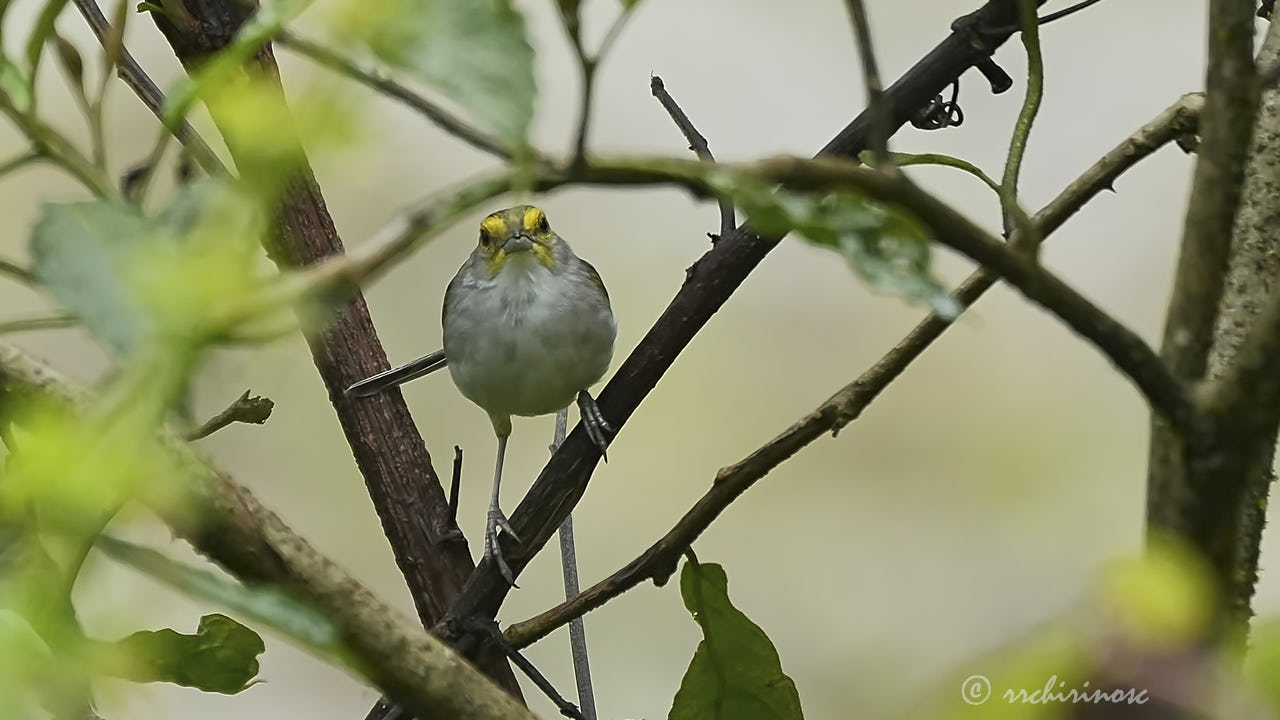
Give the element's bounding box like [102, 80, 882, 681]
[345, 349, 447, 397]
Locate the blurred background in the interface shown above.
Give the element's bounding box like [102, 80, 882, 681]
[0, 0, 1233, 717]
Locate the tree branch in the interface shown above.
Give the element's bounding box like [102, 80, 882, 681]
[842, 0, 889, 162]
[504, 91, 1206, 650]
[433, 0, 1099, 639]
[139, 0, 521, 694]
[0, 343, 533, 720]
[0, 314, 77, 335]
[1158, 0, 1257, 382]
[185, 389, 274, 440]
[649, 75, 734, 237]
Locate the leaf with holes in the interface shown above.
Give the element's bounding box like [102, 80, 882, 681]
[351, 0, 535, 146]
[709, 172, 959, 318]
[96, 614, 265, 694]
[669, 559, 803, 720]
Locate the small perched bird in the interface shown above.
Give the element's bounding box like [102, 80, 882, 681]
[346, 205, 616, 583]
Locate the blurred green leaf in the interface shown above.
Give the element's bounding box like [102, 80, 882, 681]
[97, 536, 343, 656]
[669, 559, 803, 720]
[30, 186, 264, 356]
[31, 201, 158, 355]
[98, 614, 265, 694]
[621, 0, 642, 7]
[709, 172, 959, 318]
[351, 0, 535, 145]
[26, 0, 71, 81]
[0, 54, 32, 112]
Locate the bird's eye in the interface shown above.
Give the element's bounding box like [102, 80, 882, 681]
[479, 229, 491, 247]
[536, 214, 549, 233]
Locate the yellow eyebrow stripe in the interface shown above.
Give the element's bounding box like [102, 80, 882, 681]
[481, 216, 507, 237]
[523, 206, 544, 231]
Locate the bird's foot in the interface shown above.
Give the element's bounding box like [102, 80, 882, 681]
[485, 506, 520, 586]
[577, 390, 614, 459]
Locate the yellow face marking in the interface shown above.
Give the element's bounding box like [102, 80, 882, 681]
[480, 215, 508, 243]
[523, 206, 546, 232]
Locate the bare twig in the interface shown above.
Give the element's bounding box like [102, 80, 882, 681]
[276, 31, 510, 161]
[553, 408, 595, 720]
[0, 258, 38, 286]
[0, 314, 76, 335]
[185, 389, 274, 440]
[449, 445, 463, 525]
[71, 0, 226, 176]
[843, 0, 889, 162]
[649, 76, 734, 237]
[505, 92, 1206, 649]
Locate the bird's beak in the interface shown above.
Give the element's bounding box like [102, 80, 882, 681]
[503, 235, 534, 253]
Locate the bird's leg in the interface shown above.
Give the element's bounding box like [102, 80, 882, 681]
[576, 390, 613, 458]
[485, 433, 520, 585]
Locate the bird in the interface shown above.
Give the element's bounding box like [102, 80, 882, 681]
[346, 205, 616, 584]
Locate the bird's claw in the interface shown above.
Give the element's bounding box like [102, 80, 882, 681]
[576, 390, 613, 459]
[485, 507, 520, 586]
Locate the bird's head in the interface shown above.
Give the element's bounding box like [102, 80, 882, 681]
[476, 205, 560, 274]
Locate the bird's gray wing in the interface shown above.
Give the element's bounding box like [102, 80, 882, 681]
[345, 349, 448, 397]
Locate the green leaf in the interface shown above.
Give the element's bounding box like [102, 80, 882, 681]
[30, 186, 265, 356]
[26, 0, 71, 81]
[97, 614, 265, 694]
[30, 201, 160, 355]
[0, 54, 32, 112]
[96, 536, 343, 657]
[352, 0, 535, 145]
[669, 559, 803, 720]
[709, 172, 960, 318]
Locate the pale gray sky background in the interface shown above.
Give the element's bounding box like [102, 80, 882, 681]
[0, 0, 1234, 718]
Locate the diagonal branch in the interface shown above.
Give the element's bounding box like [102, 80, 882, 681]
[275, 31, 509, 161]
[435, 0, 1062, 637]
[649, 76, 734, 237]
[504, 90, 1205, 649]
[129, 0, 521, 694]
[72, 0, 226, 176]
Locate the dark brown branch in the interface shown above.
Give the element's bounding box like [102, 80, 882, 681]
[503, 91, 1205, 649]
[140, 0, 520, 695]
[71, 0, 226, 176]
[438, 0, 1054, 638]
[185, 389, 273, 440]
[649, 76, 734, 237]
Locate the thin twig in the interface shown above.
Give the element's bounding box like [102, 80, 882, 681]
[0, 314, 76, 335]
[276, 31, 510, 161]
[458, 619, 584, 720]
[1000, 0, 1043, 251]
[649, 76, 734, 237]
[185, 390, 274, 440]
[843, 0, 889, 163]
[862, 150, 1001, 192]
[0, 258, 38, 286]
[0, 151, 42, 179]
[504, 92, 1206, 649]
[553, 408, 596, 720]
[449, 446, 463, 525]
[71, 0, 226, 176]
